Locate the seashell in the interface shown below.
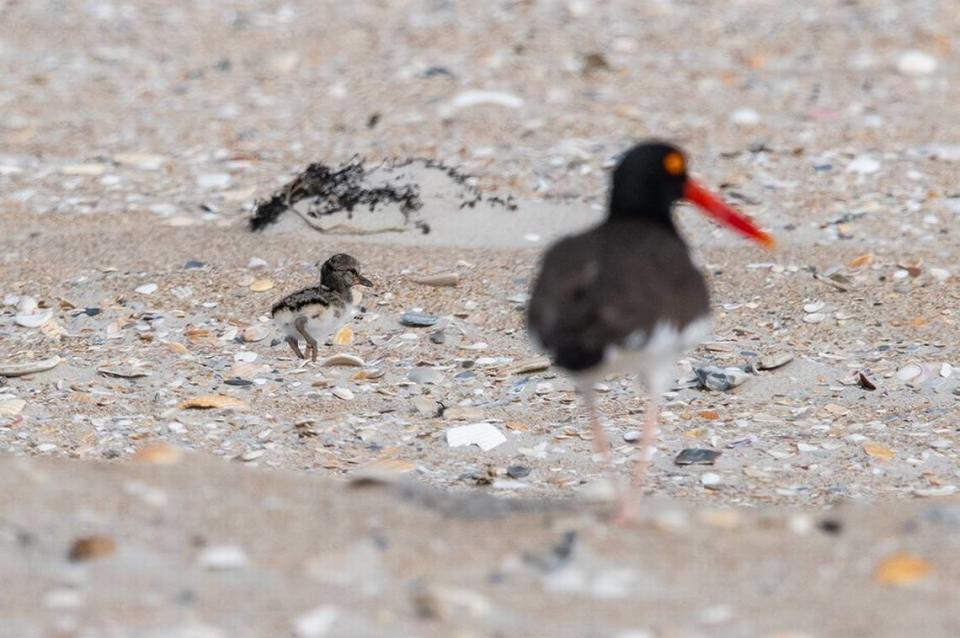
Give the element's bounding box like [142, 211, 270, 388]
[15, 309, 53, 328]
[0, 355, 61, 377]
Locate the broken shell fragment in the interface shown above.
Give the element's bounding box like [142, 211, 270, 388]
[0, 355, 62, 377]
[14, 309, 54, 328]
[409, 271, 460, 287]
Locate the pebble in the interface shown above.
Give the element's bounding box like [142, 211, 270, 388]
[695, 366, 750, 392]
[674, 448, 721, 466]
[242, 450, 265, 461]
[803, 313, 826, 324]
[291, 606, 340, 638]
[896, 50, 938, 76]
[623, 431, 641, 442]
[802, 301, 825, 313]
[408, 368, 444, 384]
[135, 283, 158, 295]
[247, 257, 269, 269]
[400, 311, 439, 327]
[198, 545, 249, 570]
[506, 465, 531, 479]
[234, 351, 258, 363]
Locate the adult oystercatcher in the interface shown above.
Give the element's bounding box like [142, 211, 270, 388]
[272, 253, 373, 362]
[527, 142, 774, 514]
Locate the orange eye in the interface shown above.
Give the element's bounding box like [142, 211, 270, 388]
[663, 152, 685, 176]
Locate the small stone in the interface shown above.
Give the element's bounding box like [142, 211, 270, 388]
[234, 351, 257, 363]
[247, 257, 269, 269]
[429, 329, 446, 344]
[198, 545, 249, 570]
[183, 260, 206, 269]
[694, 366, 750, 392]
[674, 448, 721, 466]
[623, 430, 641, 442]
[802, 300, 825, 313]
[412, 396, 439, 416]
[929, 438, 952, 450]
[400, 312, 439, 327]
[506, 465, 531, 479]
[930, 268, 950, 282]
[896, 50, 938, 76]
[135, 283, 158, 295]
[408, 368, 444, 384]
[242, 449, 265, 461]
[507, 356, 551, 375]
[68, 536, 117, 561]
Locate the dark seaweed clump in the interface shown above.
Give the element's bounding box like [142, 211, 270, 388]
[249, 157, 516, 232]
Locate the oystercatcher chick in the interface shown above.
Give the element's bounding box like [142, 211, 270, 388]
[527, 142, 774, 517]
[271, 253, 373, 362]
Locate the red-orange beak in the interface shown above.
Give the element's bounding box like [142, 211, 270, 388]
[684, 179, 776, 250]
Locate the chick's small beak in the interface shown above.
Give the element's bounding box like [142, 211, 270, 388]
[683, 179, 776, 250]
[355, 272, 374, 287]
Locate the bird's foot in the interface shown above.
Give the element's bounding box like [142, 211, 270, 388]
[608, 495, 643, 527]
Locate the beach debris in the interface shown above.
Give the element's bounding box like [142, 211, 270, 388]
[68, 536, 117, 562]
[506, 356, 551, 375]
[113, 152, 167, 170]
[250, 279, 275, 292]
[15, 308, 53, 328]
[408, 368, 444, 384]
[875, 553, 933, 586]
[863, 442, 895, 461]
[674, 448, 722, 466]
[98, 361, 152, 379]
[701, 473, 722, 488]
[694, 366, 750, 392]
[178, 394, 248, 410]
[846, 155, 881, 174]
[331, 387, 354, 401]
[506, 465, 531, 479]
[0, 399, 26, 417]
[446, 423, 507, 451]
[400, 311, 439, 327]
[896, 363, 926, 384]
[409, 271, 460, 287]
[896, 50, 938, 76]
[914, 485, 958, 497]
[756, 351, 793, 371]
[242, 325, 270, 342]
[291, 606, 340, 638]
[0, 355, 61, 377]
[320, 353, 365, 367]
[857, 371, 877, 391]
[134, 283, 158, 295]
[444, 89, 524, 112]
[133, 442, 183, 465]
[333, 325, 354, 345]
[198, 545, 249, 571]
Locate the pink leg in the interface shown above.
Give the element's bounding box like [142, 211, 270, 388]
[631, 393, 660, 489]
[583, 391, 614, 473]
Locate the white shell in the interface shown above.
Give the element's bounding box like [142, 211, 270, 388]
[15, 309, 53, 328]
[446, 423, 506, 452]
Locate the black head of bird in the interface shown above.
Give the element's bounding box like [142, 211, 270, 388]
[319, 253, 374, 288]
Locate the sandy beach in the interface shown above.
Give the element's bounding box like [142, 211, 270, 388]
[2, 1, 960, 636]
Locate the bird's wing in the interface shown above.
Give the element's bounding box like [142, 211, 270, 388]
[527, 227, 709, 372]
[271, 285, 334, 314]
